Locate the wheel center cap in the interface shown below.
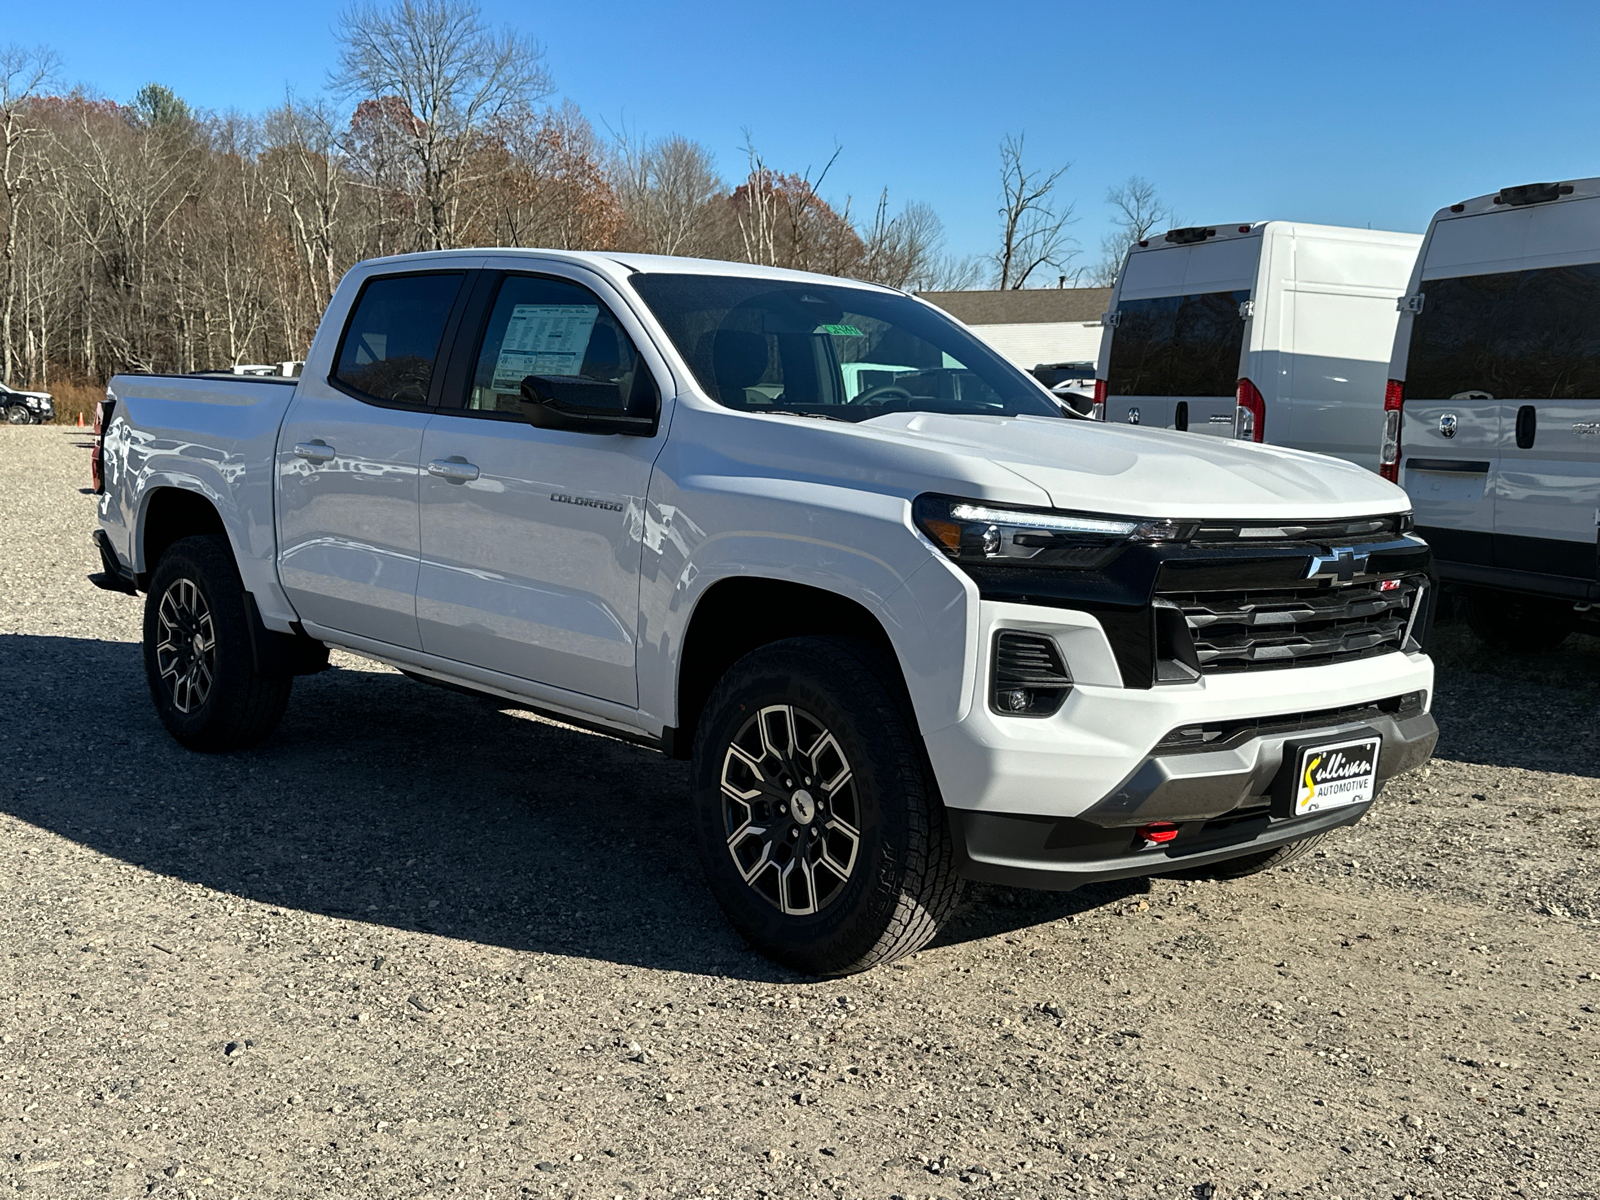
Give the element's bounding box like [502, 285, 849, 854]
[790, 789, 816, 825]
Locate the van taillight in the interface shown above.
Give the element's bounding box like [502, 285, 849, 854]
[1092, 378, 1106, 421]
[1379, 379, 1404, 482]
[1234, 378, 1265, 442]
[91, 395, 114, 494]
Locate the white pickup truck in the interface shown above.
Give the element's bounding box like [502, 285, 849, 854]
[91, 249, 1439, 974]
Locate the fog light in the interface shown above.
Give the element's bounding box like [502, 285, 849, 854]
[990, 631, 1072, 717]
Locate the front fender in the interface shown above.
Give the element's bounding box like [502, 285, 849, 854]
[638, 473, 978, 737]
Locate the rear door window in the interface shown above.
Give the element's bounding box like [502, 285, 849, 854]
[1406, 263, 1600, 399]
[332, 272, 466, 406]
[1106, 290, 1249, 398]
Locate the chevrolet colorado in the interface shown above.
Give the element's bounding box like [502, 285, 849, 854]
[91, 249, 1438, 974]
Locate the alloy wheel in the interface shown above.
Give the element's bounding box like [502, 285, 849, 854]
[155, 578, 217, 713]
[720, 704, 862, 915]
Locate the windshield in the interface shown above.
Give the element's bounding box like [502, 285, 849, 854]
[628, 273, 1065, 422]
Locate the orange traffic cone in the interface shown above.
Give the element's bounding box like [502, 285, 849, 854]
[77, 412, 84, 427]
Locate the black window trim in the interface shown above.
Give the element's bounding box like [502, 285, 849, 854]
[432, 267, 665, 425]
[327, 268, 475, 412]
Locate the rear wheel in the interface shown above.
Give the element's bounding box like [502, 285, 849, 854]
[690, 636, 960, 976]
[1463, 587, 1575, 653]
[1172, 832, 1328, 880]
[143, 535, 292, 751]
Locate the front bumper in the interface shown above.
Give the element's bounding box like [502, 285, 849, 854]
[949, 708, 1435, 890]
[924, 597, 1438, 890]
[925, 599, 1437, 818]
[953, 798, 1373, 891]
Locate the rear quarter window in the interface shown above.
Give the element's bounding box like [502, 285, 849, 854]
[1406, 263, 1600, 400]
[1106, 289, 1249, 398]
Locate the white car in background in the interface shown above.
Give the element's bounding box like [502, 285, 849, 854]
[1382, 178, 1600, 651]
[1096, 222, 1421, 470]
[1, 382, 55, 424]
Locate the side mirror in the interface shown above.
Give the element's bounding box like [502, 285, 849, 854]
[518, 374, 657, 436]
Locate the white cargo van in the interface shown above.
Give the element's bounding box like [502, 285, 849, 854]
[1383, 179, 1600, 650]
[1096, 222, 1421, 470]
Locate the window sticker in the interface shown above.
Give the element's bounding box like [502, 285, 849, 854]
[818, 323, 864, 337]
[490, 304, 600, 392]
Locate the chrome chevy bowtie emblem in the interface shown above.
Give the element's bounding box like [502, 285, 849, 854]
[1127, 407, 1141, 425]
[1305, 545, 1371, 583]
[1439, 413, 1458, 439]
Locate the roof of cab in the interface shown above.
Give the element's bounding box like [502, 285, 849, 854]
[343, 247, 908, 294]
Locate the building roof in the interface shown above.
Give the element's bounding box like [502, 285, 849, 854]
[917, 287, 1112, 326]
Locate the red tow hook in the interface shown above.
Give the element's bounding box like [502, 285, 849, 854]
[1135, 821, 1179, 850]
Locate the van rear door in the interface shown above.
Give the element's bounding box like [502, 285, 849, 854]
[1103, 234, 1256, 434]
[1405, 201, 1600, 591]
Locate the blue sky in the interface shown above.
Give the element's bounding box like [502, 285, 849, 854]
[8, 0, 1598, 278]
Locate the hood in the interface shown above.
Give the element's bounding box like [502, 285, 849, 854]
[4, 389, 52, 403]
[860, 412, 1407, 519]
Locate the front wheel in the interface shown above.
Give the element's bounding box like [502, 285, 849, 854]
[690, 637, 960, 976]
[4, 404, 34, 425]
[143, 535, 293, 751]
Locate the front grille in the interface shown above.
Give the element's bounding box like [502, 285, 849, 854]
[1161, 577, 1425, 674]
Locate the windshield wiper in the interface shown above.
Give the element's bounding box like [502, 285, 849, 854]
[768, 409, 849, 423]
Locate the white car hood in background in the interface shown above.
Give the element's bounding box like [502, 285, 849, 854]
[862, 412, 1406, 518]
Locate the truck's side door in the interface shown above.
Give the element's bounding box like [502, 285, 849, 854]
[276, 269, 474, 649]
[414, 267, 669, 705]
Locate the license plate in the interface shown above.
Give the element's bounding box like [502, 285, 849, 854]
[1291, 734, 1381, 816]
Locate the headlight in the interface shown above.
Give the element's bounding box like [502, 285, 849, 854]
[913, 494, 1185, 569]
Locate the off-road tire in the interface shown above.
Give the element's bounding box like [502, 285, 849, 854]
[4, 404, 34, 425]
[690, 636, 961, 976]
[1462, 588, 1574, 654]
[143, 535, 292, 752]
[1173, 831, 1329, 881]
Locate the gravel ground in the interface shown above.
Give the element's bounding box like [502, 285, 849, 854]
[2, 424, 1596, 1200]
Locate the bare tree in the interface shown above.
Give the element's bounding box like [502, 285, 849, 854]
[0, 44, 59, 383]
[615, 132, 724, 257]
[331, 0, 553, 250]
[993, 133, 1078, 290]
[1090, 175, 1172, 286]
[856, 193, 944, 289]
[263, 96, 348, 315]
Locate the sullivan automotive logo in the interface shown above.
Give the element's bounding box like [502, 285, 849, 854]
[551, 493, 624, 513]
[1296, 740, 1379, 814]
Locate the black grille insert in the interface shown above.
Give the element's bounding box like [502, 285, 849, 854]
[1161, 577, 1426, 674]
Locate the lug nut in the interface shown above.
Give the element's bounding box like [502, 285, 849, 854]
[789, 828, 799, 839]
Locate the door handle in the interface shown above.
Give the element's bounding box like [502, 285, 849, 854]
[427, 457, 480, 483]
[293, 440, 336, 463]
[1515, 404, 1537, 450]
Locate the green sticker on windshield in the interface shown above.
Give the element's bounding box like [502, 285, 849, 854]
[818, 323, 864, 337]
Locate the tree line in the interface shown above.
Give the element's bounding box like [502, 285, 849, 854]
[0, 1, 1169, 391]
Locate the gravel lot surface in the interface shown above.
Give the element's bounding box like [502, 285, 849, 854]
[2, 424, 1597, 1200]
